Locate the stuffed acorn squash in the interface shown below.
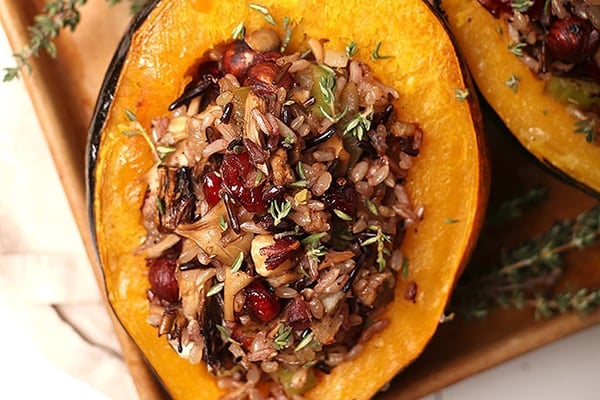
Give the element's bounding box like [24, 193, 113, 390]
[441, 0, 600, 196]
[87, 0, 488, 399]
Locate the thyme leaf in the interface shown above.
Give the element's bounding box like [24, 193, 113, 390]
[294, 331, 314, 351]
[248, 4, 276, 25]
[219, 215, 228, 231]
[505, 74, 521, 93]
[345, 41, 358, 58]
[574, 119, 597, 143]
[231, 251, 244, 273]
[269, 199, 292, 226]
[508, 42, 527, 57]
[273, 325, 293, 350]
[343, 107, 373, 141]
[454, 88, 470, 102]
[207, 282, 225, 297]
[232, 22, 245, 40]
[371, 41, 391, 60]
[280, 16, 292, 53]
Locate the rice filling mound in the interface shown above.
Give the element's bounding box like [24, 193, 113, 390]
[133, 27, 423, 399]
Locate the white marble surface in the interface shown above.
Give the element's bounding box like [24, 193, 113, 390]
[1, 24, 599, 400]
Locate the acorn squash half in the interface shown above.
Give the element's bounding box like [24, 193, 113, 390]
[440, 0, 600, 196]
[87, 0, 488, 398]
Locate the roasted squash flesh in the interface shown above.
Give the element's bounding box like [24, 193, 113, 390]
[88, 0, 488, 398]
[441, 0, 600, 196]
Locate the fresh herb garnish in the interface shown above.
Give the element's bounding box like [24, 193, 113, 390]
[297, 161, 307, 180]
[120, 109, 162, 161]
[301, 232, 327, 247]
[255, 170, 264, 185]
[4, 0, 144, 81]
[273, 325, 293, 350]
[232, 22, 245, 39]
[575, 119, 596, 143]
[454, 88, 470, 102]
[294, 331, 314, 351]
[231, 251, 244, 273]
[371, 41, 391, 60]
[508, 42, 527, 57]
[362, 225, 392, 271]
[505, 74, 521, 93]
[269, 199, 292, 226]
[248, 3, 276, 25]
[401, 257, 410, 280]
[444, 218, 460, 224]
[333, 209, 353, 221]
[345, 41, 358, 57]
[365, 198, 379, 216]
[219, 215, 228, 231]
[281, 16, 292, 53]
[319, 71, 336, 105]
[207, 282, 225, 297]
[343, 107, 373, 141]
[454, 205, 600, 319]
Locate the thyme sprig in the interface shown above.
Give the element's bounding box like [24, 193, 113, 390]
[343, 107, 373, 141]
[454, 205, 600, 319]
[362, 225, 392, 271]
[4, 0, 145, 81]
[486, 186, 549, 226]
[575, 119, 597, 143]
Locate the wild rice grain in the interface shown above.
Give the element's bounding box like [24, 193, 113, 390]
[311, 171, 332, 196]
[275, 286, 299, 299]
[350, 161, 369, 183]
[367, 163, 389, 186]
[308, 298, 324, 319]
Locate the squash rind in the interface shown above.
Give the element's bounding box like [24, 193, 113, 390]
[87, 0, 489, 399]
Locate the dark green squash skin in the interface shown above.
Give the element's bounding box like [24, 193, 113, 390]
[87, 0, 161, 246]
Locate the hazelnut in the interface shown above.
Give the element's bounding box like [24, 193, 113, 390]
[221, 40, 260, 78]
[245, 27, 281, 53]
[244, 61, 292, 95]
[546, 17, 598, 64]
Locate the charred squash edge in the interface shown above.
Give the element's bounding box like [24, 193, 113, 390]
[86, 0, 489, 398]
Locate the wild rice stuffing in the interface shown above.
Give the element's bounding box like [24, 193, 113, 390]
[478, 0, 600, 141]
[133, 26, 423, 399]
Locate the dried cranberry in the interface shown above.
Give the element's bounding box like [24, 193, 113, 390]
[287, 297, 311, 331]
[147, 256, 179, 303]
[202, 171, 222, 207]
[477, 0, 511, 18]
[244, 279, 281, 323]
[323, 177, 357, 215]
[221, 152, 266, 213]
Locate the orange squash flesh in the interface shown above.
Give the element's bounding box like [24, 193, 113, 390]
[441, 0, 600, 196]
[88, 0, 488, 398]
